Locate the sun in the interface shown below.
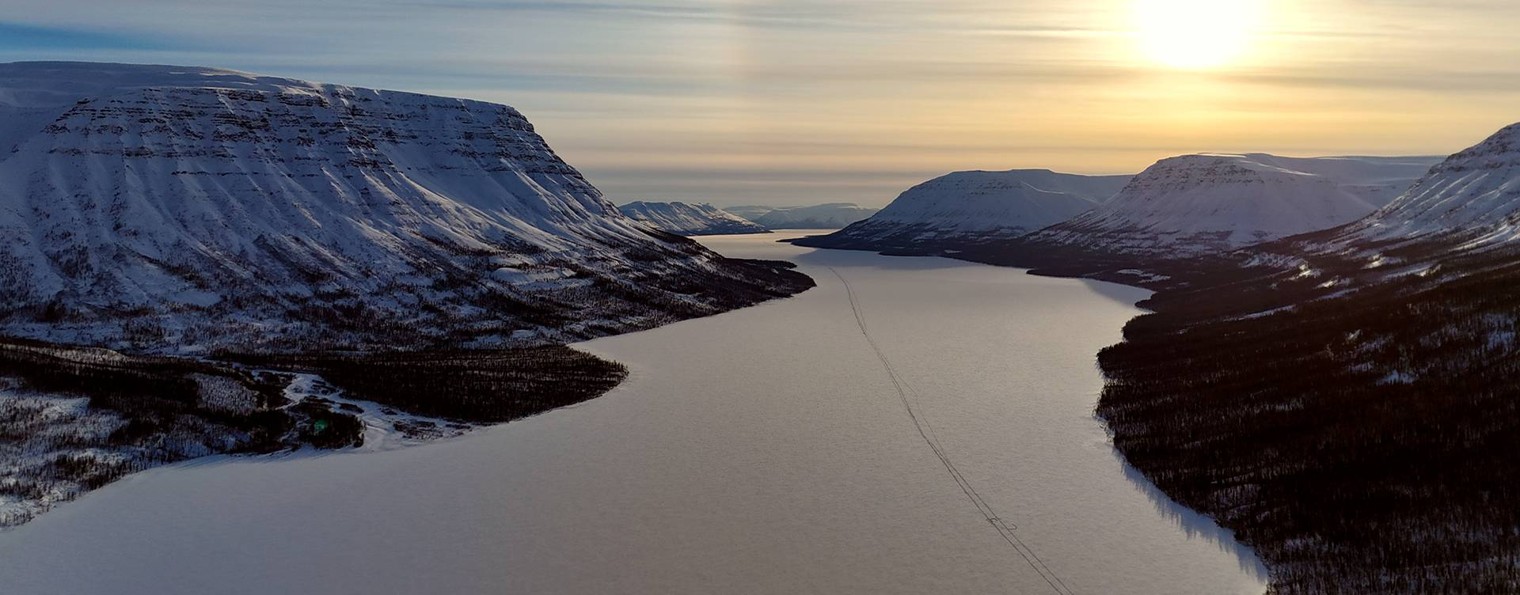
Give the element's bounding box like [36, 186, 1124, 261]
[1133, 0, 1265, 70]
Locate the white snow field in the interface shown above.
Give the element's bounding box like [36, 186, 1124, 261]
[0, 233, 1265, 595]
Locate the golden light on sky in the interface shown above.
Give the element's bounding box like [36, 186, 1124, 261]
[2, 0, 1520, 206]
[1133, 0, 1266, 69]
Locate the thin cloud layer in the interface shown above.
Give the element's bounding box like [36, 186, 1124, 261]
[0, 0, 1516, 205]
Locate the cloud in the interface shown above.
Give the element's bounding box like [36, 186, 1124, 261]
[0, 21, 193, 51]
[0, 0, 1517, 205]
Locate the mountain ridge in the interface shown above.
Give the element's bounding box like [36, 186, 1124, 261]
[1021, 153, 1440, 257]
[1325, 123, 1520, 250]
[618, 201, 769, 236]
[794, 169, 1130, 252]
[725, 203, 879, 229]
[0, 61, 813, 353]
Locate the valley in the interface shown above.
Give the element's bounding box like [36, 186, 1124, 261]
[0, 0, 1515, 591]
[792, 122, 1520, 592]
[0, 233, 1267, 595]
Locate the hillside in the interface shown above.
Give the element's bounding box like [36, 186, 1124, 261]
[0, 62, 812, 354]
[0, 61, 815, 527]
[1326, 124, 1520, 251]
[1086, 124, 1520, 592]
[618, 201, 769, 236]
[1021, 154, 1439, 258]
[794, 169, 1130, 253]
[788, 127, 1520, 592]
[726, 203, 879, 229]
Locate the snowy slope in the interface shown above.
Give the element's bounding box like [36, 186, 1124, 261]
[618, 201, 769, 236]
[721, 205, 777, 222]
[797, 169, 1130, 251]
[1240, 154, 1440, 207]
[1332, 123, 1520, 248]
[1023, 154, 1439, 256]
[728, 203, 879, 229]
[0, 62, 810, 353]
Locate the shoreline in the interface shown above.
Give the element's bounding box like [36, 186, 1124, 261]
[0, 258, 816, 528]
[791, 230, 1520, 592]
[788, 233, 1300, 587]
[0, 342, 629, 528]
[579, 232, 1270, 592]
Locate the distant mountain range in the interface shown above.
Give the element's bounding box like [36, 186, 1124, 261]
[803, 170, 1130, 251]
[618, 201, 769, 236]
[1024, 154, 1439, 257]
[724, 203, 879, 229]
[797, 154, 1439, 256]
[0, 62, 811, 353]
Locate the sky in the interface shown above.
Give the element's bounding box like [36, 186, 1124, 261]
[1, 0, 1518, 207]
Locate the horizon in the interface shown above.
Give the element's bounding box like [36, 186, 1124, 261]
[1, 0, 1517, 207]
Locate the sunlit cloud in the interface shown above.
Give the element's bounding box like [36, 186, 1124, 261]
[0, 0, 1517, 205]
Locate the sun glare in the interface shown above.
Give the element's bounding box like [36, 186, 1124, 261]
[1134, 0, 1265, 70]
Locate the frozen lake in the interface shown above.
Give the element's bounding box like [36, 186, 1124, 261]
[0, 232, 1266, 594]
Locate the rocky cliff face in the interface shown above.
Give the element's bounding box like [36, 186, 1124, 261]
[0, 62, 811, 353]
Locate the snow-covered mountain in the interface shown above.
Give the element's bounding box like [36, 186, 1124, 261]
[1022, 154, 1440, 257]
[794, 169, 1130, 252]
[719, 205, 777, 222]
[1329, 123, 1520, 249]
[618, 201, 769, 236]
[0, 62, 811, 353]
[1240, 154, 1442, 208]
[726, 203, 879, 229]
